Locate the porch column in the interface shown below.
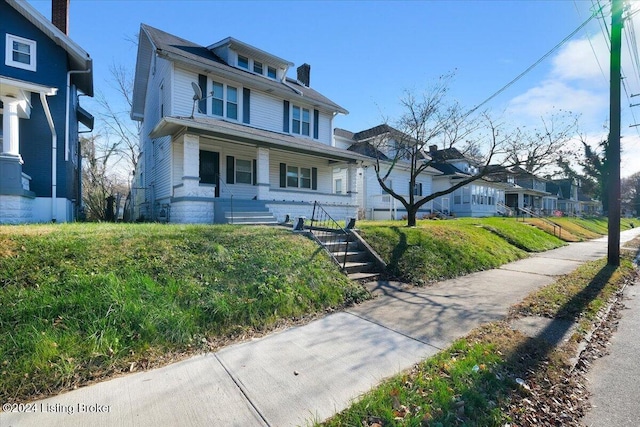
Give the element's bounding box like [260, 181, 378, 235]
[0, 97, 26, 196]
[346, 163, 358, 203]
[256, 147, 270, 199]
[182, 133, 200, 194]
[1, 97, 22, 160]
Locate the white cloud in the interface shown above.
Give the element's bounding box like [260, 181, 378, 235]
[507, 79, 607, 123]
[550, 37, 609, 83]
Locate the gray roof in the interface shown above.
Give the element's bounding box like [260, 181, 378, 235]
[132, 24, 347, 119]
[333, 128, 355, 140]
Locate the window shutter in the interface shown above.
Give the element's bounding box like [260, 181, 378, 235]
[419, 183, 423, 196]
[279, 163, 287, 188]
[226, 156, 235, 184]
[312, 167, 318, 190]
[313, 109, 319, 139]
[252, 159, 257, 185]
[198, 74, 207, 114]
[243, 88, 250, 124]
[283, 101, 290, 132]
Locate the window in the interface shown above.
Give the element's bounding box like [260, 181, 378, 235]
[280, 163, 316, 190]
[227, 86, 238, 120]
[238, 55, 249, 69]
[211, 81, 239, 120]
[5, 34, 36, 71]
[253, 61, 263, 74]
[291, 105, 310, 136]
[413, 182, 423, 196]
[267, 66, 277, 79]
[236, 159, 252, 184]
[335, 179, 343, 194]
[287, 166, 298, 187]
[212, 81, 224, 116]
[300, 167, 311, 189]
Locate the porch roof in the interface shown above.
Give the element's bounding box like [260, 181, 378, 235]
[504, 184, 553, 197]
[150, 116, 373, 163]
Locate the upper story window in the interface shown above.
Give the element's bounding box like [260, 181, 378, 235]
[211, 81, 238, 120]
[267, 66, 277, 79]
[253, 61, 263, 74]
[5, 34, 37, 71]
[292, 105, 310, 136]
[237, 55, 249, 69]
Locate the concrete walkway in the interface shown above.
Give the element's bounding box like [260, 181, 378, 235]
[2, 229, 639, 427]
[582, 257, 640, 426]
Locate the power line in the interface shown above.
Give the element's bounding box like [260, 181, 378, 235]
[574, 0, 608, 83]
[468, 9, 600, 115]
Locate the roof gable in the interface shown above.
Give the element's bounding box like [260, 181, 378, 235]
[5, 0, 93, 96]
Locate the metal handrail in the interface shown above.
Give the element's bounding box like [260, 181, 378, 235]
[215, 173, 234, 224]
[497, 202, 513, 217]
[310, 201, 350, 270]
[518, 206, 563, 238]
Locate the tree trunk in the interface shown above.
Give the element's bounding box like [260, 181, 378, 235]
[406, 207, 418, 227]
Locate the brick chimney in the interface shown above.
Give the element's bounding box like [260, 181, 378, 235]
[297, 63, 310, 87]
[52, 0, 69, 35]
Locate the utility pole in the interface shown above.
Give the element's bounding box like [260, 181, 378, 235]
[607, 0, 623, 266]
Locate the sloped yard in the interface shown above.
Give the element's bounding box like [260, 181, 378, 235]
[0, 223, 367, 404]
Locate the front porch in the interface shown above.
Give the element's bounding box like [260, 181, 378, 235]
[166, 132, 361, 224]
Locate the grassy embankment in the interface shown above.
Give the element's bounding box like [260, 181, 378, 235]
[357, 217, 566, 285]
[524, 216, 637, 242]
[322, 244, 639, 426]
[0, 223, 368, 404]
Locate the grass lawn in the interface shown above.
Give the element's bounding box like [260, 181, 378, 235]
[357, 218, 565, 284]
[0, 223, 368, 404]
[322, 253, 638, 427]
[524, 216, 637, 242]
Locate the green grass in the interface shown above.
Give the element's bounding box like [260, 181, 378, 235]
[357, 218, 565, 284]
[322, 255, 638, 427]
[525, 216, 637, 242]
[0, 223, 368, 403]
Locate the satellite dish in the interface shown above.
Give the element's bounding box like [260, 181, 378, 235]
[191, 82, 203, 101]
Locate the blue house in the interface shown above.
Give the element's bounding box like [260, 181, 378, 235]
[0, 0, 93, 224]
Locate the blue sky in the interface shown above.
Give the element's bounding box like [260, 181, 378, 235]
[27, 0, 640, 177]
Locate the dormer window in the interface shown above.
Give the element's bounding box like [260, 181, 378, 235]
[5, 34, 36, 71]
[253, 61, 263, 74]
[267, 66, 277, 79]
[237, 55, 249, 69]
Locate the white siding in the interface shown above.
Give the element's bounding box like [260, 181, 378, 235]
[250, 91, 283, 132]
[269, 150, 332, 194]
[173, 66, 199, 117]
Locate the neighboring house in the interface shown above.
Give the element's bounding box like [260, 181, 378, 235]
[130, 24, 368, 224]
[0, 0, 93, 224]
[333, 125, 440, 220]
[546, 178, 601, 216]
[490, 166, 557, 215]
[429, 146, 507, 217]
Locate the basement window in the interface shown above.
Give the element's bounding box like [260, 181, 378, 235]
[5, 34, 36, 71]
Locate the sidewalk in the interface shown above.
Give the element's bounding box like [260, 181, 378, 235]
[3, 229, 639, 427]
[582, 254, 640, 426]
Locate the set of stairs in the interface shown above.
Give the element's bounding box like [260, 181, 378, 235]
[214, 199, 278, 225]
[312, 230, 382, 281]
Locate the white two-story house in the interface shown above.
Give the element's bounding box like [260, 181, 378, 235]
[334, 125, 441, 220]
[130, 25, 368, 224]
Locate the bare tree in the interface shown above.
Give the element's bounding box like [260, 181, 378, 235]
[621, 171, 640, 217]
[81, 135, 127, 220]
[95, 63, 140, 175]
[369, 77, 579, 226]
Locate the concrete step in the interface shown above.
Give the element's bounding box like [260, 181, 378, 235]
[347, 272, 381, 282]
[313, 231, 349, 243]
[322, 241, 359, 252]
[343, 261, 375, 275]
[331, 251, 369, 263]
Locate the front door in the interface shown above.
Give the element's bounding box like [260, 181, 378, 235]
[199, 150, 220, 197]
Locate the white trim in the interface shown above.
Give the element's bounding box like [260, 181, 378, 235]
[5, 34, 37, 72]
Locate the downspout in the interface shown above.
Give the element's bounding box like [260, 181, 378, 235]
[65, 69, 92, 161]
[40, 92, 57, 222]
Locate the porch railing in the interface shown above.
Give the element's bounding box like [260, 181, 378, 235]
[310, 201, 350, 270]
[518, 206, 563, 238]
[215, 173, 234, 224]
